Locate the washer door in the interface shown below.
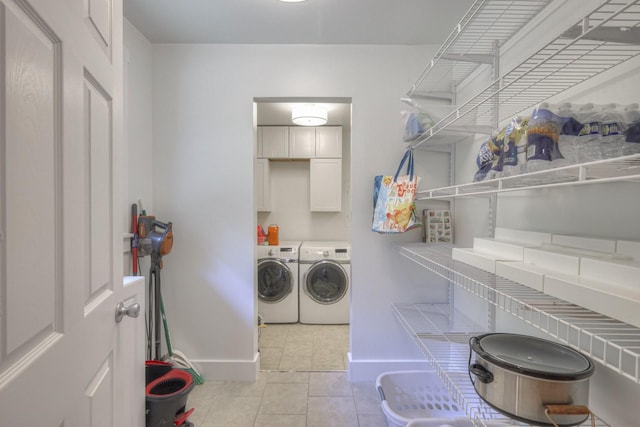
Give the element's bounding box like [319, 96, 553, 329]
[304, 260, 348, 305]
[257, 259, 294, 303]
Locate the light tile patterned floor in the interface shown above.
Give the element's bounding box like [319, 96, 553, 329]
[259, 323, 350, 371]
[186, 324, 388, 426]
[187, 371, 388, 427]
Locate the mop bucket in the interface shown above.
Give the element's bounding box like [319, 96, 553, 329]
[145, 361, 195, 427]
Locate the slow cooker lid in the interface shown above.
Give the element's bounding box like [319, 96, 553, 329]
[473, 333, 594, 380]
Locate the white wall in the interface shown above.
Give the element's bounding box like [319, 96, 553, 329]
[124, 20, 154, 277]
[150, 43, 452, 380]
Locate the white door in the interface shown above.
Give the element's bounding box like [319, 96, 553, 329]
[0, 0, 143, 426]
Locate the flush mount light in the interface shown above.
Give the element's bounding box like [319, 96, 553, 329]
[279, 0, 308, 2]
[292, 104, 328, 126]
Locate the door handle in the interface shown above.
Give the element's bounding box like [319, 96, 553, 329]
[115, 301, 140, 323]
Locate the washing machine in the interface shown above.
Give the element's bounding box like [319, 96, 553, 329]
[257, 241, 301, 324]
[299, 241, 351, 324]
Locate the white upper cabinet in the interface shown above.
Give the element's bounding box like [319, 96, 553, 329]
[289, 126, 316, 158]
[256, 126, 263, 158]
[260, 126, 289, 158]
[257, 126, 342, 159]
[255, 158, 271, 212]
[315, 126, 343, 158]
[310, 159, 342, 212]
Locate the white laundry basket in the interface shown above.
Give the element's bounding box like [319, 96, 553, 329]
[406, 419, 474, 427]
[376, 370, 468, 427]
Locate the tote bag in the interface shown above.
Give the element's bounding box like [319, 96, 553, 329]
[372, 149, 421, 233]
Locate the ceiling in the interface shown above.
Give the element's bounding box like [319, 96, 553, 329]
[123, 0, 475, 126]
[123, 0, 474, 45]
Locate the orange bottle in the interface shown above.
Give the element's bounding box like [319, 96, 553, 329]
[267, 224, 279, 246]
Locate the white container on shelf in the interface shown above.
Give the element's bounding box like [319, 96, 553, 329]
[523, 247, 581, 276]
[617, 240, 640, 260]
[473, 237, 527, 260]
[495, 261, 545, 292]
[451, 248, 505, 273]
[544, 273, 640, 329]
[551, 234, 617, 254]
[494, 227, 552, 246]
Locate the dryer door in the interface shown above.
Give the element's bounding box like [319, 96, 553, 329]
[257, 259, 294, 303]
[304, 260, 348, 305]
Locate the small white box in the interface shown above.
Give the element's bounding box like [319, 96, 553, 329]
[580, 257, 640, 290]
[494, 228, 552, 246]
[617, 240, 640, 261]
[473, 238, 525, 261]
[495, 261, 545, 292]
[523, 247, 580, 276]
[452, 248, 497, 273]
[551, 234, 616, 254]
[544, 274, 640, 329]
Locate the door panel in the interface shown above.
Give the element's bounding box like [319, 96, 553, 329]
[0, 0, 139, 425]
[84, 357, 115, 427]
[86, 0, 111, 52]
[4, 0, 59, 360]
[86, 71, 113, 297]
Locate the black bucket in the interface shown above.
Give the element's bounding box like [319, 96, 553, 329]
[145, 363, 194, 427]
[145, 360, 173, 385]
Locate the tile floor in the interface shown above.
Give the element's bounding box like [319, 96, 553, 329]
[187, 371, 388, 427]
[258, 323, 350, 371]
[187, 323, 389, 426]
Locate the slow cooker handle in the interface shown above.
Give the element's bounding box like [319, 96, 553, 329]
[469, 363, 494, 384]
[544, 405, 594, 427]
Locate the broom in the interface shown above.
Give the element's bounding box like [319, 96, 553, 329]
[160, 293, 205, 384]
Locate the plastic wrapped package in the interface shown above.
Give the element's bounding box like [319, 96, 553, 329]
[473, 140, 494, 182]
[599, 103, 627, 159]
[575, 103, 603, 162]
[623, 103, 640, 155]
[526, 103, 564, 172]
[555, 102, 583, 166]
[501, 116, 528, 177]
[401, 109, 435, 142]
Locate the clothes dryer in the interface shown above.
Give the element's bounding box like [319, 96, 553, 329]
[257, 241, 301, 323]
[299, 241, 350, 324]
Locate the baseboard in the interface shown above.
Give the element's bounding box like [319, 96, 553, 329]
[347, 352, 431, 382]
[190, 352, 259, 381]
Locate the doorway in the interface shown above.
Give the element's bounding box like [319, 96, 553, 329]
[254, 97, 352, 371]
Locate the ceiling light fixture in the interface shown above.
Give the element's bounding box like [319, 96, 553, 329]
[279, 0, 308, 2]
[292, 104, 328, 126]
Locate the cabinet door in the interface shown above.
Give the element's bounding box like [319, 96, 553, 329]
[315, 126, 342, 158]
[255, 158, 271, 212]
[256, 126, 263, 158]
[310, 159, 342, 212]
[289, 126, 316, 158]
[261, 126, 289, 158]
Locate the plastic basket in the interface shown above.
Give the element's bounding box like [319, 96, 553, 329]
[376, 370, 467, 427]
[406, 418, 478, 427]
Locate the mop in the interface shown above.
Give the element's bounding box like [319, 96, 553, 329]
[160, 292, 204, 384]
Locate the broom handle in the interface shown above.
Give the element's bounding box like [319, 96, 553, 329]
[160, 290, 174, 358]
[154, 268, 162, 360]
